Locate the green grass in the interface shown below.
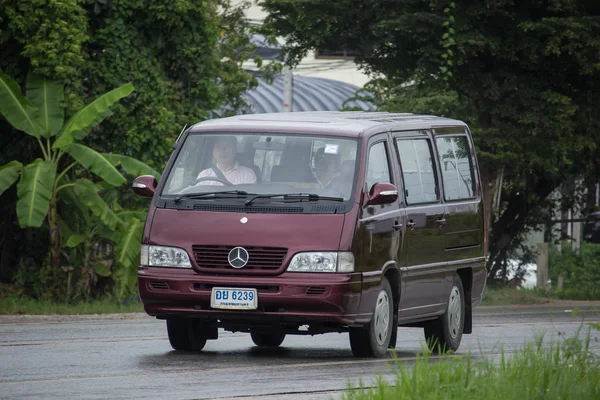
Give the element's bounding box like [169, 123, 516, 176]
[0, 296, 144, 315]
[549, 288, 600, 301]
[341, 329, 600, 400]
[480, 287, 551, 306]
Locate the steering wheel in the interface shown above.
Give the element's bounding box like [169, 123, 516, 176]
[190, 176, 233, 186]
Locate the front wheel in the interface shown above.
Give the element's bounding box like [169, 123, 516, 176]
[424, 274, 465, 353]
[166, 318, 208, 351]
[349, 277, 393, 358]
[250, 332, 286, 347]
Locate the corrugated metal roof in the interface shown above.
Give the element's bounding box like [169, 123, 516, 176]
[243, 75, 375, 114]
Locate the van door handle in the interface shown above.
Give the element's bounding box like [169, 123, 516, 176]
[406, 220, 416, 230]
[393, 222, 403, 230]
[436, 217, 447, 226]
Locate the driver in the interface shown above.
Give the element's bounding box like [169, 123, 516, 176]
[196, 136, 257, 185]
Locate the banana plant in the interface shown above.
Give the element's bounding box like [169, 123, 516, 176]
[59, 182, 148, 299]
[0, 70, 158, 281]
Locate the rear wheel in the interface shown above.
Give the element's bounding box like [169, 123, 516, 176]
[424, 274, 465, 353]
[250, 332, 286, 347]
[166, 318, 208, 351]
[349, 277, 393, 358]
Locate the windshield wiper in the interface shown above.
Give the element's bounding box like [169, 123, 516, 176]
[244, 193, 344, 206]
[174, 190, 249, 202]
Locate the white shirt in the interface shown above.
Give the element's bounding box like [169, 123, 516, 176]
[314, 171, 340, 189]
[196, 163, 257, 185]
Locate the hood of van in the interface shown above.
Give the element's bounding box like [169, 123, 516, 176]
[149, 208, 347, 273]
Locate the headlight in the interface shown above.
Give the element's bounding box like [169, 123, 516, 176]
[140, 245, 192, 268]
[287, 252, 354, 273]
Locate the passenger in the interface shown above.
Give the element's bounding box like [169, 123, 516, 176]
[313, 147, 341, 189]
[197, 136, 257, 185]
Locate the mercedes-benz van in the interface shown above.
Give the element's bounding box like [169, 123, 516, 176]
[133, 111, 486, 357]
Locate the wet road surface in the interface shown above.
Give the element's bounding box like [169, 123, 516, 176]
[1, 305, 599, 400]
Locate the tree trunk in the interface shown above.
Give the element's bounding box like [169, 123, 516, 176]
[48, 198, 61, 286]
[586, 180, 598, 212]
[480, 164, 501, 262]
[487, 177, 558, 284]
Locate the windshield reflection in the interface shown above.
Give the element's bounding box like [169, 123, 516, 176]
[163, 133, 358, 200]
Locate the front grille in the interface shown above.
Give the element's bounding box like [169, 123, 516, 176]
[192, 245, 287, 271]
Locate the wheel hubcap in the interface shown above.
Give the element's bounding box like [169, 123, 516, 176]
[448, 286, 461, 340]
[374, 290, 390, 346]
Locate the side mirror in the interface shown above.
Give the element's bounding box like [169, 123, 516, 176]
[132, 175, 158, 198]
[366, 182, 398, 206]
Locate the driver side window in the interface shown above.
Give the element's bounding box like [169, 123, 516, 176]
[366, 141, 392, 190]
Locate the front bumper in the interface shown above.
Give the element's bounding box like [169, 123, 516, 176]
[138, 267, 369, 326]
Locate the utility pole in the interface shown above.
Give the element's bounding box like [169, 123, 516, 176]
[282, 62, 293, 112]
[536, 242, 549, 289]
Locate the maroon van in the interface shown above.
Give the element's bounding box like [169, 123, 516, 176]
[133, 111, 486, 357]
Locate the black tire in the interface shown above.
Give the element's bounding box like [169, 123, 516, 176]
[166, 318, 208, 351]
[424, 274, 465, 353]
[349, 277, 394, 358]
[250, 332, 286, 347]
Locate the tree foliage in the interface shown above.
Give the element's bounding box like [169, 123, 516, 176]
[1, 0, 259, 168]
[261, 0, 600, 282]
[0, 0, 261, 295]
[0, 71, 154, 299]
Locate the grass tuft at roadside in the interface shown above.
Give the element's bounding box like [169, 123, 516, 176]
[481, 287, 551, 306]
[341, 326, 600, 400]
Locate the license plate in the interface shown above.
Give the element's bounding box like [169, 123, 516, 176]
[210, 287, 258, 310]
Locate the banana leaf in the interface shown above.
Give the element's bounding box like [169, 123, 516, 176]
[0, 70, 43, 137]
[116, 210, 148, 223]
[115, 218, 143, 269]
[57, 217, 86, 248]
[53, 83, 134, 149]
[0, 161, 22, 196]
[16, 159, 56, 228]
[26, 73, 64, 137]
[66, 144, 126, 187]
[113, 217, 144, 298]
[102, 153, 161, 179]
[93, 262, 111, 277]
[72, 179, 123, 230]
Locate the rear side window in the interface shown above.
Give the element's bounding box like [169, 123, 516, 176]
[366, 141, 392, 189]
[396, 138, 439, 204]
[435, 136, 476, 200]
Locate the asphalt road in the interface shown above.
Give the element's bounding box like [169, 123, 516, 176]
[1, 305, 599, 400]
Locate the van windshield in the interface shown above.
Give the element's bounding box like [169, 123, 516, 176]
[162, 133, 359, 201]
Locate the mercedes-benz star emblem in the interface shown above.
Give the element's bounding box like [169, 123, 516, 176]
[240, 217, 248, 224]
[228, 247, 249, 268]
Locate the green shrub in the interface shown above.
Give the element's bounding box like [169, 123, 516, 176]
[549, 243, 600, 300]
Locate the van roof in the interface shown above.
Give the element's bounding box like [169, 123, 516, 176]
[189, 111, 467, 137]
